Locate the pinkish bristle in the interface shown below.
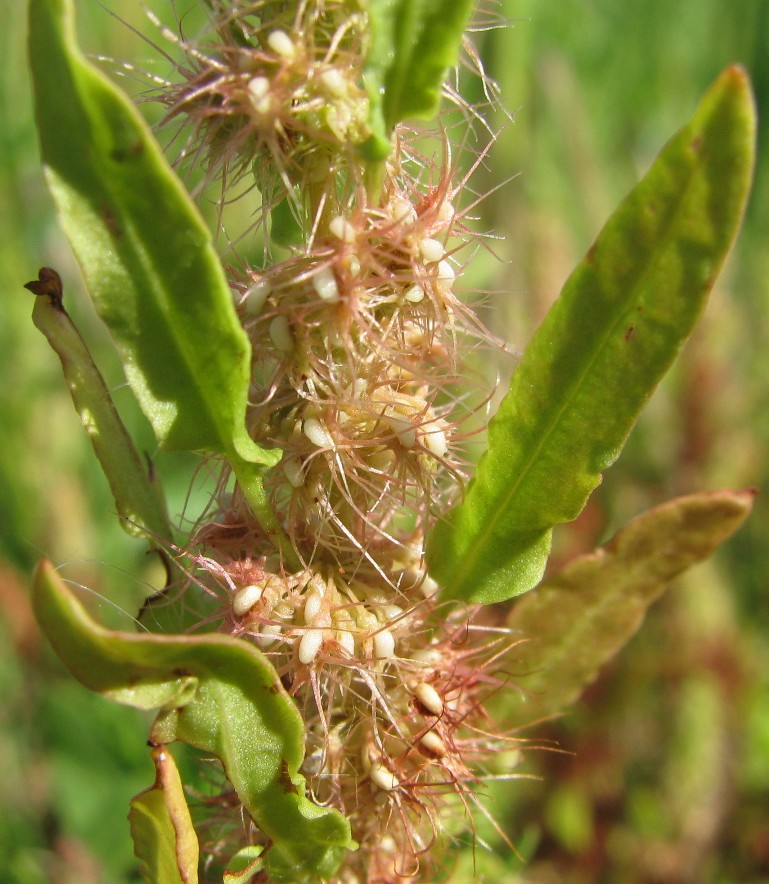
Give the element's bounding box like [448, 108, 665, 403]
[141, 1, 519, 878]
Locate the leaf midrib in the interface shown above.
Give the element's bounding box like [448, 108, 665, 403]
[450, 144, 701, 594]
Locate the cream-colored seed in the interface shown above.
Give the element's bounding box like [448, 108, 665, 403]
[269, 315, 293, 352]
[382, 604, 404, 621]
[329, 215, 356, 243]
[384, 411, 416, 449]
[436, 259, 455, 292]
[242, 279, 271, 317]
[267, 30, 296, 59]
[312, 266, 340, 303]
[379, 835, 397, 855]
[247, 76, 270, 99]
[389, 197, 416, 225]
[419, 237, 444, 263]
[414, 682, 443, 716]
[303, 592, 323, 623]
[347, 377, 368, 398]
[420, 420, 448, 458]
[255, 623, 281, 648]
[336, 629, 355, 657]
[373, 629, 396, 659]
[303, 417, 334, 448]
[232, 584, 263, 617]
[282, 456, 305, 488]
[369, 762, 399, 792]
[419, 574, 440, 598]
[403, 283, 425, 304]
[320, 68, 347, 97]
[411, 646, 442, 667]
[437, 200, 455, 223]
[418, 730, 448, 757]
[344, 254, 361, 277]
[299, 628, 324, 665]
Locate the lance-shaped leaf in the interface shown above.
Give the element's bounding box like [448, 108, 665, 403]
[129, 746, 199, 884]
[501, 489, 754, 729]
[27, 0, 296, 561]
[33, 560, 354, 880]
[27, 0, 276, 468]
[27, 275, 172, 545]
[427, 66, 755, 603]
[362, 0, 475, 159]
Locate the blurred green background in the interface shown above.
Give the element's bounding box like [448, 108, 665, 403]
[1, 1, 767, 881]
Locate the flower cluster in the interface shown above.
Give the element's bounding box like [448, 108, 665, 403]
[155, 2, 518, 879]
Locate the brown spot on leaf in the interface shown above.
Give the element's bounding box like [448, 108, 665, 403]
[102, 205, 121, 239]
[111, 140, 144, 162]
[624, 325, 635, 342]
[279, 760, 298, 794]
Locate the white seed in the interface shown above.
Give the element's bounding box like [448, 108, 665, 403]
[232, 584, 263, 617]
[299, 628, 324, 665]
[437, 200, 455, 223]
[373, 629, 396, 660]
[420, 420, 448, 458]
[346, 377, 368, 398]
[419, 237, 444, 263]
[282, 456, 305, 488]
[311, 266, 340, 303]
[382, 604, 404, 622]
[247, 77, 272, 114]
[411, 647, 442, 667]
[379, 835, 397, 855]
[336, 629, 355, 657]
[269, 315, 293, 352]
[419, 574, 440, 598]
[247, 76, 270, 99]
[242, 279, 271, 317]
[344, 254, 361, 277]
[303, 591, 323, 624]
[329, 215, 356, 243]
[389, 197, 416, 225]
[267, 29, 295, 59]
[384, 411, 416, 449]
[435, 259, 455, 292]
[255, 622, 281, 648]
[320, 68, 348, 97]
[418, 730, 447, 757]
[303, 417, 334, 449]
[302, 748, 324, 776]
[403, 283, 425, 304]
[413, 682, 443, 716]
[369, 762, 399, 792]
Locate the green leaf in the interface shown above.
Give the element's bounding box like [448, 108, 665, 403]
[129, 746, 199, 884]
[362, 0, 475, 159]
[27, 278, 172, 545]
[500, 489, 754, 728]
[223, 847, 265, 884]
[33, 560, 354, 881]
[427, 66, 756, 603]
[27, 0, 273, 467]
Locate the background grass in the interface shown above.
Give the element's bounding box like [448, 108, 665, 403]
[1, 0, 767, 880]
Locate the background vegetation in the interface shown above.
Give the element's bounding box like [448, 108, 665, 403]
[1, 0, 767, 880]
